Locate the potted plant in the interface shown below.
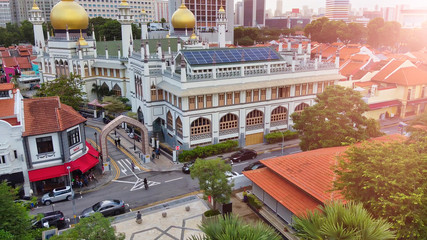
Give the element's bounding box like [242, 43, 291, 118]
[242, 191, 248, 203]
[202, 209, 220, 224]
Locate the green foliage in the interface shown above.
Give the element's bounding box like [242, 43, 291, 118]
[178, 141, 238, 162]
[234, 26, 297, 46]
[35, 73, 85, 110]
[189, 214, 281, 240]
[91, 83, 111, 100]
[247, 194, 263, 209]
[89, 18, 122, 41]
[293, 201, 395, 240]
[264, 130, 298, 144]
[0, 21, 35, 45]
[203, 210, 220, 217]
[190, 158, 232, 210]
[291, 85, 383, 151]
[367, 18, 401, 47]
[0, 182, 34, 240]
[51, 212, 124, 240]
[102, 96, 127, 116]
[334, 141, 427, 239]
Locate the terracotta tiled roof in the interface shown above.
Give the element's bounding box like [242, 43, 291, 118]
[371, 60, 404, 81]
[0, 83, 14, 91]
[260, 146, 346, 203]
[16, 57, 32, 69]
[1, 51, 10, 57]
[1, 117, 20, 126]
[355, 81, 375, 87]
[350, 54, 370, 63]
[377, 66, 427, 86]
[340, 62, 364, 77]
[322, 46, 338, 59]
[0, 98, 15, 118]
[2, 57, 17, 67]
[23, 97, 86, 136]
[243, 168, 322, 217]
[339, 47, 360, 61]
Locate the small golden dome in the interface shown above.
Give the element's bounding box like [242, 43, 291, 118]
[32, 0, 39, 10]
[219, 6, 225, 13]
[120, 0, 129, 6]
[171, 3, 196, 29]
[51, 0, 89, 30]
[141, 8, 146, 14]
[166, 34, 170, 38]
[77, 30, 88, 46]
[190, 33, 197, 40]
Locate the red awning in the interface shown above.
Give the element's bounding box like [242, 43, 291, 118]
[369, 100, 401, 110]
[28, 142, 100, 182]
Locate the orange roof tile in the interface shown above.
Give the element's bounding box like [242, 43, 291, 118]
[371, 60, 404, 81]
[1, 51, 10, 57]
[377, 66, 427, 86]
[355, 81, 375, 87]
[340, 62, 364, 77]
[1, 117, 20, 126]
[23, 97, 86, 136]
[339, 47, 360, 61]
[2, 57, 17, 67]
[16, 57, 32, 69]
[350, 54, 370, 63]
[0, 98, 15, 118]
[0, 83, 14, 91]
[243, 168, 322, 216]
[322, 46, 338, 58]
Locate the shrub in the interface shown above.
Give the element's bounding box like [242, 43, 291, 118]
[204, 209, 220, 217]
[247, 194, 263, 209]
[178, 140, 239, 162]
[264, 130, 298, 144]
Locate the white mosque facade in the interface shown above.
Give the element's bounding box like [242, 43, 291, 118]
[31, 0, 342, 150]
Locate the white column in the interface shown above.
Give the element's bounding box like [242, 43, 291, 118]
[212, 112, 219, 144]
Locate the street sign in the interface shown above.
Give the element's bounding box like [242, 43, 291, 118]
[175, 146, 180, 151]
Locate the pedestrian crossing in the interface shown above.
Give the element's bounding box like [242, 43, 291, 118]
[116, 158, 142, 176]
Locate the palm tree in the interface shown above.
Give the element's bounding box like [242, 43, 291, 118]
[189, 214, 281, 240]
[293, 201, 395, 240]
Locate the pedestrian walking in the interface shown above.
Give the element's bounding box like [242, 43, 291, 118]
[114, 139, 118, 147]
[151, 150, 156, 161]
[143, 178, 148, 190]
[131, 161, 135, 172]
[136, 211, 142, 224]
[155, 148, 160, 159]
[117, 137, 121, 147]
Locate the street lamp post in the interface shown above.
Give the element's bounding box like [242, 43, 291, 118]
[133, 136, 136, 151]
[94, 132, 98, 151]
[281, 132, 285, 155]
[66, 166, 77, 224]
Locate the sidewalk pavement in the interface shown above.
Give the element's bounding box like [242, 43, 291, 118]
[378, 115, 416, 128]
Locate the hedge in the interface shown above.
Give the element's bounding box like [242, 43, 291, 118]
[264, 130, 298, 144]
[247, 194, 263, 209]
[178, 140, 239, 162]
[204, 209, 221, 217]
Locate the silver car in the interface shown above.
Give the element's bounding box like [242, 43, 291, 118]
[41, 186, 74, 205]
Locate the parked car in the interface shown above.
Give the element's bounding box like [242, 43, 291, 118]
[80, 199, 126, 218]
[41, 186, 74, 205]
[229, 149, 257, 162]
[32, 211, 67, 230]
[225, 171, 241, 182]
[182, 161, 194, 174]
[243, 161, 266, 171]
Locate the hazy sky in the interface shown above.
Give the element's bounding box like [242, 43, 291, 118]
[252, 0, 427, 12]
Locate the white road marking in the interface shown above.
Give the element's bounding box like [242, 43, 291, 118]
[117, 161, 127, 175]
[164, 177, 183, 183]
[112, 179, 136, 184]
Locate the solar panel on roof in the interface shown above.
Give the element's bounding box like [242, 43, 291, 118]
[182, 47, 280, 65]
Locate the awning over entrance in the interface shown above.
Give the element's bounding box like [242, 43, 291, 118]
[28, 142, 99, 182]
[369, 100, 401, 110]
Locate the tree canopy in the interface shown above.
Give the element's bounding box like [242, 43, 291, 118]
[334, 139, 427, 239]
[35, 73, 85, 110]
[234, 26, 298, 46]
[102, 96, 127, 116]
[190, 158, 232, 210]
[293, 201, 395, 240]
[304, 17, 366, 43]
[367, 18, 401, 47]
[291, 85, 383, 151]
[190, 214, 281, 240]
[51, 212, 124, 240]
[0, 21, 35, 46]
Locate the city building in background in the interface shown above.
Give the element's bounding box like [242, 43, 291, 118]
[274, 0, 282, 17]
[0, 0, 12, 27]
[243, 0, 265, 27]
[325, 0, 350, 21]
[234, 1, 243, 26]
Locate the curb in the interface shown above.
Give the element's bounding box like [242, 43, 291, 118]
[256, 143, 300, 155]
[130, 190, 203, 212]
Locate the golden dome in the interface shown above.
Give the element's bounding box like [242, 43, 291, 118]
[77, 30, 88, 46]
[190, 33, 197, 40]
[171, 4, 195, 29]
[141, 9, 146, 14]
[219, 6, 225, 13]
[51, 0, 89, 30]
[166, 34, 170, 38]
[32, 0, 39, 10]
[120, 0, 129, 6]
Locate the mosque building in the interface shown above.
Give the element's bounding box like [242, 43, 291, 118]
[31, 0, 342, 150]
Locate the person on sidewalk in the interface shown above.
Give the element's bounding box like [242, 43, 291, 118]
[114, 139, 118, 147]
[117, 137, 121, 147]
[155, 148, 160, 159]
[143, 178, 148, 190]
[131, 162, 135, 172]
[136, 211, 142, 224]
[151, 150, 156, 161]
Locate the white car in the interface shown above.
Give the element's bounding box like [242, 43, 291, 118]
[41, 186, 74, 205]
[225, 171, 241, 183]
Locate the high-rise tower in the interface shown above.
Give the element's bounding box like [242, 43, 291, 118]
[117, 0, 134, 58]
[325, 0, 349, 21]
[275, 0, 283, 17]
[29, 1, 45, 48]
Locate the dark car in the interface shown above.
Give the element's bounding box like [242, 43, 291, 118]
[182, 161, 194, 174]
[243, 161, 266, 171]
[32, 211, 67, 230]
[230, 149, 257, 162]
[80, 200, 126, 218]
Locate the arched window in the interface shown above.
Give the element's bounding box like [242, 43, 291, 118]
[294, 103, 309, 114]
[191, 117, 211, 136]
[176, 117, 183, 138]
[167, 111, 173, 131]
[271, 106, 288, 122]
[112, 84, 121, 96]
[246, 110, 263, 126]
[151, 84, 157, 101]
[220, 113, 238, 130]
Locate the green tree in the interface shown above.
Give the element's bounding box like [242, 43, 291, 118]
[35, 73, 85, 110]
[190, 158, 232, 210]
[320, 20, 346, 43]
[291, 85, 383, 151]
[380, 21, 401, 47]
[51, 212, 124, 240]
[102, 96, 126, 116]
[19, 21, 34, 44]
[367, 18, 385, 47]
[190, 214, 281, 240]
[238, 36, 254, 46]
[293, 201, 395, 240]
[334, 141, 427, 239]
[99, 19, 121, 41]
[304, 17, 329, 42]
[161, 18, 166, 23]
[0, 182, 33, 240]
